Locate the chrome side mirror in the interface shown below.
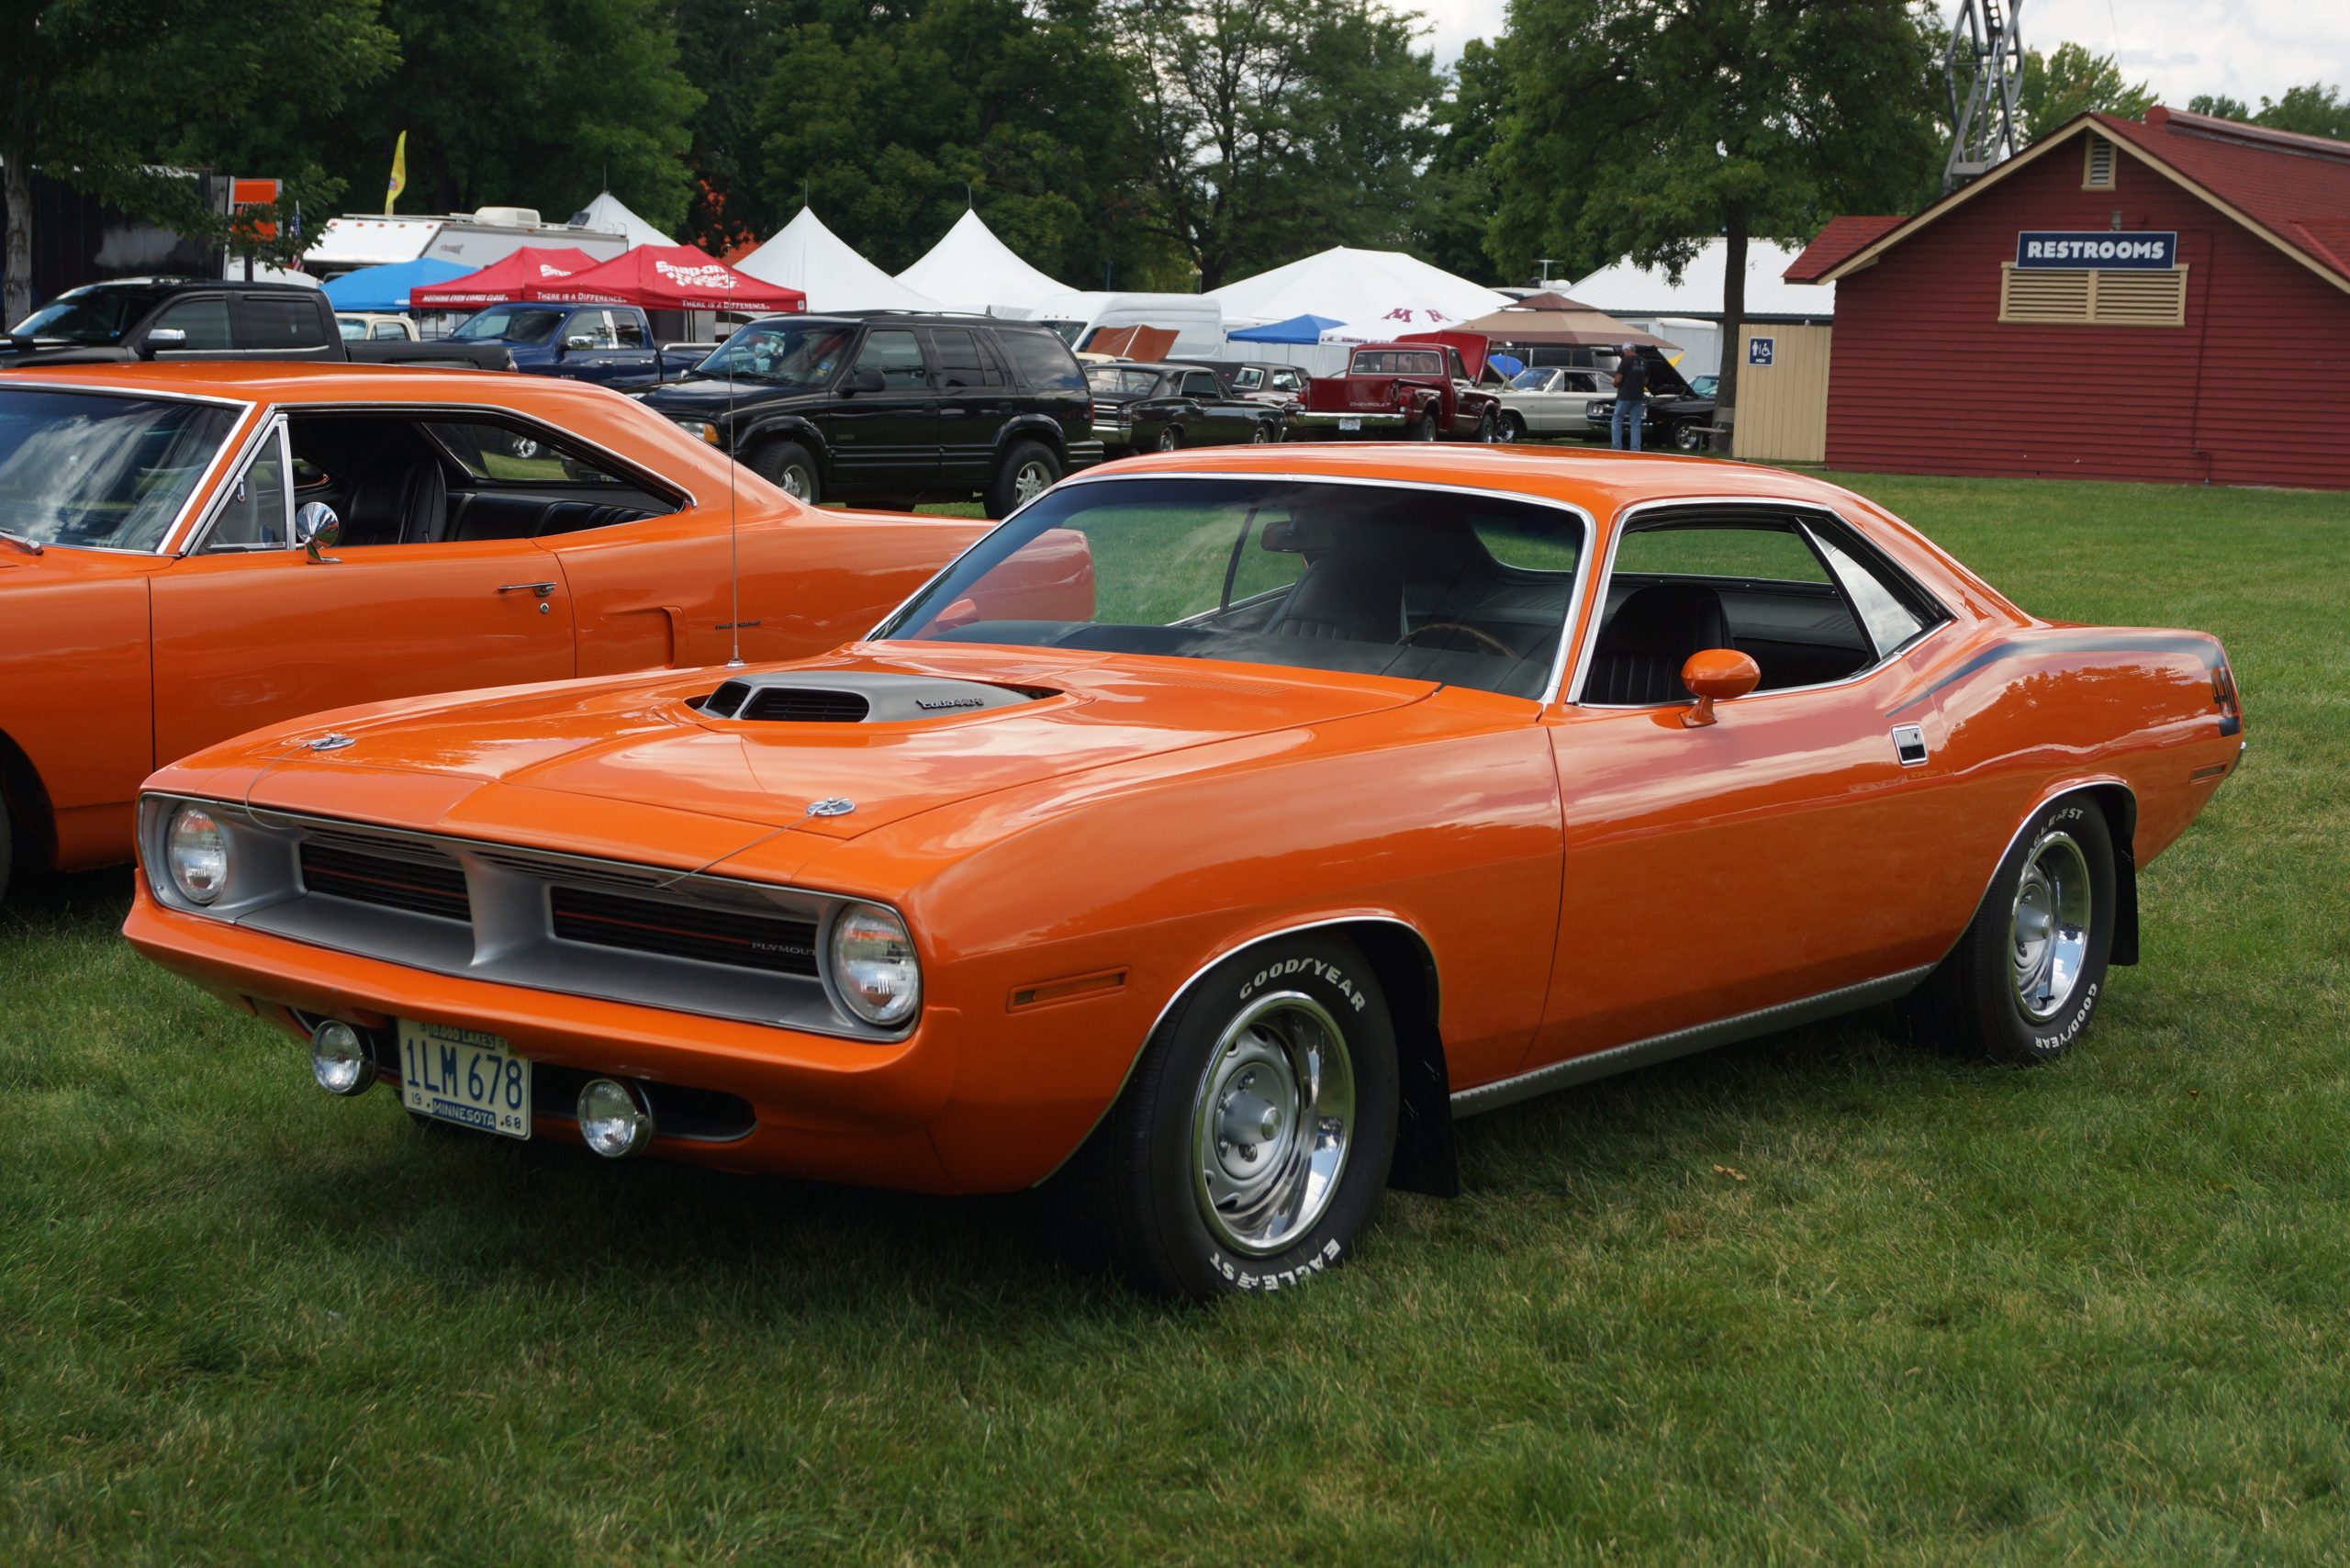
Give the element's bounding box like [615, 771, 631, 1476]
[139, 327, 188, 360]
[565, 333, 595, 351]
[297, 502, 342, 564]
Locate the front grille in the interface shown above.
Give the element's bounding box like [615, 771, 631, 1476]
[550, 886, 820, 976]
[300, 840, 471, 922]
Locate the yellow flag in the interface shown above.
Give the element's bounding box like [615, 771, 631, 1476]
[386, 130, 408, 215]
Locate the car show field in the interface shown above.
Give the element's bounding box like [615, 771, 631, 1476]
[3, 471, 2342, 1561]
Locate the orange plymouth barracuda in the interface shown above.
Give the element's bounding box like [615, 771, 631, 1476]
[123, 445, 2244, 1296]
[0, 364, 986, 899]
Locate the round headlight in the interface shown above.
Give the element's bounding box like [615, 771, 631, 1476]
[166, 802, 230, 904]
[829, 902, 921, 1027]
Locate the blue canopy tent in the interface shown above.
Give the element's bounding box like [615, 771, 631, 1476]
[322, 258, 475, 312]
[1227, 313, 1343, 345]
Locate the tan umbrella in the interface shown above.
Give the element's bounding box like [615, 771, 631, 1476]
[1454, 297, 1678, 350]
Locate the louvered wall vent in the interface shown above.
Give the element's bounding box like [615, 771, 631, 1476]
[2084, 133, 2117, 188]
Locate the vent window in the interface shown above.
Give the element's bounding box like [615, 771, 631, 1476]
[2083, 133, 2117, 188]
[1999, 263, 2187, 327]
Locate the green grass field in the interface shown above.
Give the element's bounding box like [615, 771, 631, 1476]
[4, 470, 2345, 1562]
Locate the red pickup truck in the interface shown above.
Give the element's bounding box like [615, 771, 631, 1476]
[1288, 341, 1501, 442]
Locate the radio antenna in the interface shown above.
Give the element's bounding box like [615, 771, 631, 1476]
[724, 328, 744, 668]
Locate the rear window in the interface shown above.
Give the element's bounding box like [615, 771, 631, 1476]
[1351, 350, 1443, 376]
[996, 329, 1086, 392]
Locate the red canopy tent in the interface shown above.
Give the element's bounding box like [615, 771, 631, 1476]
[408, 246, 604, 309]
[529, 244, 806, 312]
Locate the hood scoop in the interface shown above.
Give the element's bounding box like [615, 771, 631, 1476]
[698, 671, 1046, 724]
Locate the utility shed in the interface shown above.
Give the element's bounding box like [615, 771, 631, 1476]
[1787, 106, 2350, 489]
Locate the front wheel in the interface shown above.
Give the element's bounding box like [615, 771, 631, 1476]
[985, 440, 1061, 519]
[1670, 421, 1707, 453]
[1905, 795, 2117, 1063]
[1067, 935, 1398, 1297]
[1250, 420, 1274, 444]
[1475, 408, 1499, 443]
[1498, 410, 1527, 442]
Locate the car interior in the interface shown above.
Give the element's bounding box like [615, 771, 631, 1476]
[277, 413, 681, 549]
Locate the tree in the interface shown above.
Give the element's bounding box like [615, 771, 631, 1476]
[305, 0, 702, 239]
[677, 0, 789, 253]
[2018, 43, 2154, 142]
[1111, 0, 1444, 290]
[2244, 83, 2350, 141]
[2187, 93, 2250, 122]
[1489, 0, 1944, 443]
[3, 0, 395, 323]
[1416, 38, 1507, 282]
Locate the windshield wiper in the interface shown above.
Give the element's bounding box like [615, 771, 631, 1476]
[0, 528, 45, 555]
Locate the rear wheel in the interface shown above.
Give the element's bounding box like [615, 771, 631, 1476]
[985, 440, 1061, 519]
[1250, 420, 1273, 444]
[752, 440, 821, 505]
[1670, 421, 1707, 453]
[1065, 935, 1398, 1298]
[1906, 795, 2117, 1063]
[1498, 410, 1527, 442]
[1406, 410, 1438, 442]
[1157, 426, 1182, 453]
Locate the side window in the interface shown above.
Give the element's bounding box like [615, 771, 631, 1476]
[422, 420, 625, 487]
[204, 425, 290, 551]
[370, 321, 406, 340]
[1181, 372, 1221, 398]
[610, 315, 645, 349]
[237, 297, 320, 351]
[1807, 525, 1940, 656]
[1613, 523, 1830, 584]
[995, 329, 1087, 392]
[150, 297, 232, 350]
[1232, 367, 1263, 390]
[929, 329, 1002, 389]
[1272, 368, 1304, 393]
[854, 329, 931, 391]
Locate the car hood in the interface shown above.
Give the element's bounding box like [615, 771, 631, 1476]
[195, 644, 1436, 848]
[639, 375, 826, 418]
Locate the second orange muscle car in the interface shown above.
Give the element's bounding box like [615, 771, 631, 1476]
[122, 444, 2243, 1296]
[0, 364, 987, 898]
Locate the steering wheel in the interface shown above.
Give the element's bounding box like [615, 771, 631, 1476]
[1398, 622, 1517, 657]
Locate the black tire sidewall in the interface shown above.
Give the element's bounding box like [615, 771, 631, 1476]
[1158, 427, 1181, 452]
[1500, 411, 1526, 442]
[1130, 937, 1399, 1297]
[1478, 409, 1498, 442]
[987, 439, 1059, 518]
[0, 790, 13, 903]
[754, 440, 819, 506]
[1967, 797, 2117, 1062]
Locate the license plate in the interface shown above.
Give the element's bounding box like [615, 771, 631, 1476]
[398, 1020, 531, 1139]
[1337, 416, 1361, 431]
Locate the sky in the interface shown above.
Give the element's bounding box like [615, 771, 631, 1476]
[1418, 0, 2350, 113]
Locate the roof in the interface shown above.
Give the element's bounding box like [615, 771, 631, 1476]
[1802, 106, 2350, 294]
[735, 207, 946, 313]
[1565, 240, 1835, 319]
[1785, 218, 1906, 283]
[1207, 247, 1511, 330]
[893, 209, 1069, 314]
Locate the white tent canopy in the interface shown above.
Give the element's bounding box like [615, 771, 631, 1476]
[569, 191, 670, 248]
[735, 207, 944, 313]
[1565, 239, 1834, 319]
[1208, 246, 1511, 331]
[894, 208, 1069, 314]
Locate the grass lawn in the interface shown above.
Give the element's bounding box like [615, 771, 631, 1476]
[5, 468, 2346, 1562]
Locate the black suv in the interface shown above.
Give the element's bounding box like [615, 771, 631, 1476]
[639, 312, 1102, 517]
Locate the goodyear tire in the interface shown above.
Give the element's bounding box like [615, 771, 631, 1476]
[985, 440, 1060, 519]
[752, 440, 821, 506]
[1069, 935, 1398, 1298]
[1906, 794, 2117, 1064]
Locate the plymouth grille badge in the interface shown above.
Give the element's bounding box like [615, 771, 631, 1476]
[305, 734, 357, 752]
[808, 797, 856, 818]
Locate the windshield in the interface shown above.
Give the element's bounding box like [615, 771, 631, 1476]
[0, 389, 238, 550]
[452, 305, 566, 344]
[878, 476, 1586, 700]
[1044, 319, 1086, 348]
[692, 322, 858, 386]
[1508, 368, 1552, 390]
[337, 318, 367, 341]
[11, 288, 169, 345]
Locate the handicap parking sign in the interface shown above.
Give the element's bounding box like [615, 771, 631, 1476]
[1748, 336, 1775, 367]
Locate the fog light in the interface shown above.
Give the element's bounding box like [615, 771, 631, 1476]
[309, 1020, 375, 1096]
[576, 1078, 655, 1159]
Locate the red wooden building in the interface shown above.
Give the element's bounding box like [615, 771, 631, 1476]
[1786, 106, 2350, 490]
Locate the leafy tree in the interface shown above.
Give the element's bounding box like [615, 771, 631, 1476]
[677, 0, 789, 252]
[2018, 43, 2154, 142]
[306, 0, 702, 238]
[1489, 0, 1944, 442]
[3, 0, 395, 322]
[2244, 84, 2350, 141]
[1112, 0, 1444, 290]
[1416, 38, 1508, 283]
[2187, 93, 2250, 122]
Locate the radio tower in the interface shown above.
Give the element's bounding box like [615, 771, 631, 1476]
[1942, 0, 2027, 193]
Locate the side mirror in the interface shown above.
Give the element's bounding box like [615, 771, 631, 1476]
[297, 502, 342, 564]
[564, 333, 595, 351]
[1679, 648, 1760, 728]
[846, 366, 886, 395]
[139, 327, 188, 359]
[931, 596, 981, 632]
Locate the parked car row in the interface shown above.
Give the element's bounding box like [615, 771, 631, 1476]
[1, 357, 2240, 1295]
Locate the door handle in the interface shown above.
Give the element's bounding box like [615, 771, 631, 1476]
[498, 581, 557, 599]
[1891, 723, 1929, 767]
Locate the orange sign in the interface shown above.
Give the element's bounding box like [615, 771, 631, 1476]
[230, 177, 282, 243]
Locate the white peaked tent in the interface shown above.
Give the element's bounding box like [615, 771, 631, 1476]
[895, 208, 1069, 314]
[1208, 246, 1511, 330]
[570, 191, 670, 247]
[735, 207, 944, 312]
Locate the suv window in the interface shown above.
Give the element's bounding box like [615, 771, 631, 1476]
[995, 328, 1086, 392]
[855, 329, 931, 391]
[930, 328, 1003, 389]
[150, 297, 232, 351]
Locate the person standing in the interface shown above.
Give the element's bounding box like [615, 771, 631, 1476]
[1609, 343, 1650, 452]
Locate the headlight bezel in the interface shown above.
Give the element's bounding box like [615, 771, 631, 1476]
[671, 418, 723, 446]
[826, 900, 922, 1029]
[165, 801, 231, 905]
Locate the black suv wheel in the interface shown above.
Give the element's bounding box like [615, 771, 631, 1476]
[986, 441, 1061, 519]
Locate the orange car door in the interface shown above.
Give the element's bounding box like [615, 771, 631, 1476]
[147, 420, 576, 767]
[1529, 510, 1958, 1070]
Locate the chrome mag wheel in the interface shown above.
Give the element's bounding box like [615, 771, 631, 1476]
[1156, 428, 1180, 453]
[1190, 991, 1356, 1256]
[2009, 831, 2093, 1021]
[778, 464, 812, 500]
[1014, 458, 1054, 501]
